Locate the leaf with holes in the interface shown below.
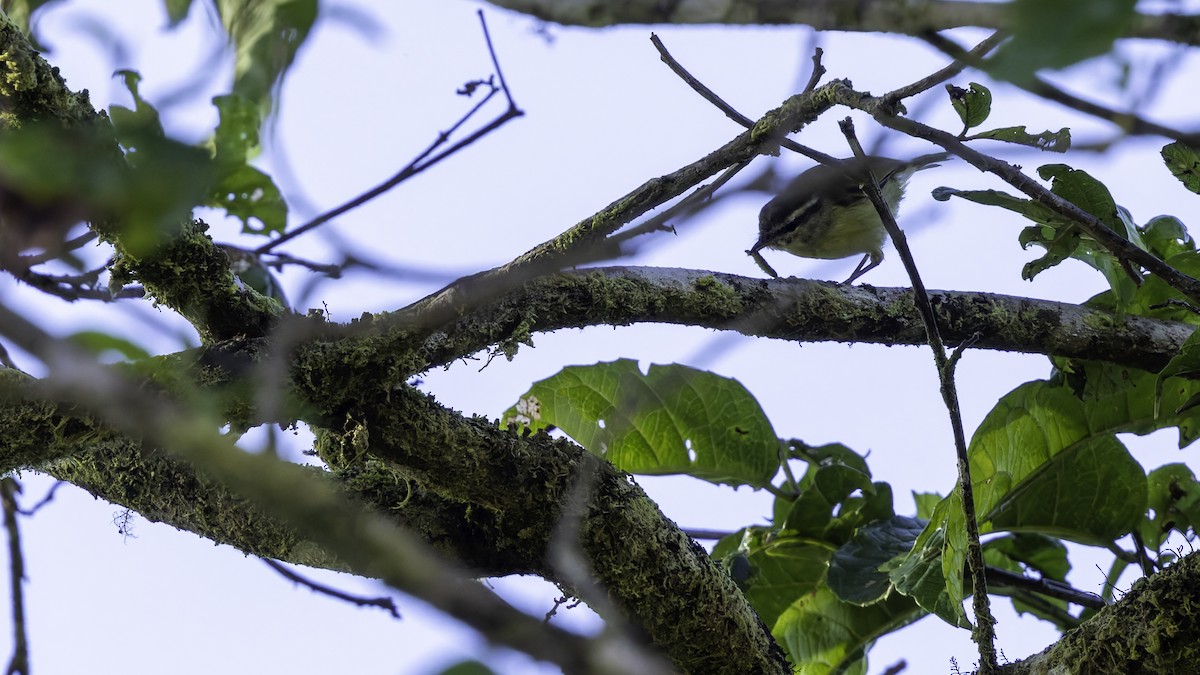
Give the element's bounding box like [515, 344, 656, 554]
[503, 359, 779, 487]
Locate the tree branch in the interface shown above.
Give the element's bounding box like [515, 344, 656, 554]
[478, 0, 1200, 47]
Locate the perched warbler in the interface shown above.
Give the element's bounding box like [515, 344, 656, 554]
[748, 153, 948, 283]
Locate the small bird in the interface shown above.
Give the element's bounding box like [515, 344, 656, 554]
[748, 153, 948, 283]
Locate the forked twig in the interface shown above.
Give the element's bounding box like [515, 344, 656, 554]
[255, 10, 524, 255]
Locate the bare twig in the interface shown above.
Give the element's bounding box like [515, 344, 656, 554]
[255, 10, 524, 255]
[802, 46, 826, 93]
[985, 566, 1106, 610]
[885, 31, 1007, 102]
[16, 481, 64, 517]
[2, 478, 29, 675]
[683, 528, 736, 541]
[16, 231, 97, 266]
[609, 158, 753, 247]
[262, 558, 401, 618]
[839, 117, 997, 673]
[650, 33, 840, 167]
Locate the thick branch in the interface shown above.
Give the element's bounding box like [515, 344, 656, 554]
[479, 0, 1200, 46]
[409, 267, 1194, 374]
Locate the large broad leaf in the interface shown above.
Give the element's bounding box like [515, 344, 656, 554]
[774, 586, 922, 675]
[899, 380, 1148, 627]
[503, 359, 779, 487]
[972, 382, 1146, 542]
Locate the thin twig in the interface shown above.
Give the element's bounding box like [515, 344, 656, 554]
[802, 46, 825, 93]
[255, 10, 524, 255]
[885, 31, 1007, 102]
[609, 159, 753, 247]
[683, 528, 736, 541]
[985, 566, 1106, 610]
[2, 478, 29, 675]
[16, 231, 97, 266]
[650, 33, 840, 167]
[838, 118, 997, 673]
[16, 481, 64, 517]
[262, 558, 401, 618]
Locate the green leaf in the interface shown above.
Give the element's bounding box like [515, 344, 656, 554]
[1143, 463, 1200, 550]
[967, 125, 1071, 153]
[110, 70, 165, 140]
[1156, 328, 1200, 417]
[948, 164, 1136, 292]
[970, 381, 1147, 544]
[1161, 141, 1200, 194]
[736, 531, 833, 628]
[931, 187, 1061, 223]
[67, 331, 151, 362]
[1083, 251, 1200, 328]
[0, 115, 214, 256]
[163, 0, 195, 27]
[945, 82, 991, 130]
[912, 492, 942, 520]
[0, 0, 56, 35]
[774, 586, 922, 675]
[889, 498, 970, 627]
[989, 0, 1137, 83]
[207, 94, 287, 236]
[211, 94, 262, 165]
[784, 464, 871, 536]
[1038, 164, 1125, 234]
[1141, 216, 1195, 261]
[901, 379, 1152, 627]
[828, 516, 925, 606]
[503, 360, 779, 487]
[1064, 355, 1200, 446]
[984, 533, 1070, 581]
[209, 164, 287, 236]
[217, 0, 319, 109]
[435, 661, 497, 675]
[782, 459, 894, 545]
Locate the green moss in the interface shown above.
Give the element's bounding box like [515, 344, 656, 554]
[688, 274, 744, 317]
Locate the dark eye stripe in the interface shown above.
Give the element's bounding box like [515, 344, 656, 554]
[759, 198, 820, 245]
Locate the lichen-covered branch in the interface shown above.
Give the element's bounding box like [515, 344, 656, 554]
[479, 0, 1200, 47]
[405, 267, 1194, 375]
[1000, 553, 1200, 674]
